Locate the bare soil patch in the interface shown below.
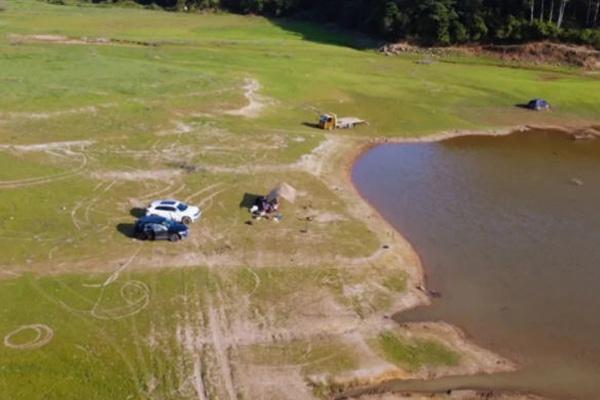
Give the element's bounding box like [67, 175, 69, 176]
[0, 140, 94, 152]
[381, 41, 600, 69]
[347, 391, 547, 400]
[91, 169, 182, 181]
[225, 78, 270, 118]
[7, 33, 158, 47]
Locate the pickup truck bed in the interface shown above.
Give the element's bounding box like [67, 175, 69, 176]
[336, 117, 367, 129]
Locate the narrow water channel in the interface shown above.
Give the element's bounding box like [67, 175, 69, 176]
[352, 129, 600, 400]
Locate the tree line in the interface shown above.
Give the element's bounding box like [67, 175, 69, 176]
[92, 0, 600, 47]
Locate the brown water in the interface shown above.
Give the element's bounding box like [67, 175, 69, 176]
[352, 130, 600, 400]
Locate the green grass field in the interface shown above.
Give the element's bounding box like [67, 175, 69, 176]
[0, 1, 599, 399]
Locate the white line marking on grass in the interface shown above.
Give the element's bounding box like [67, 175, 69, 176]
[168, 184, 186, 199]
[184, 183, 225, 203]
[0, 140, 94, 152]
[224, 78, 268, 118]
[71, 201, 84, 230]
[0, 150, 88, 190]
[83, 180, 118, 225]
[104, 249, 141, 287]
[83, 249, 151, 320]
[245, 267, 261, 298]
[48, 245, 59, 260]
[91, 280, 150, 320]
[4, 324, 54, 350]
[192, 353, 209, 400]
[207, 300, 237, 400]
[198, 188, 227, 211]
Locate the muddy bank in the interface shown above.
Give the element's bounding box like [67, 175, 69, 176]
[380, 41, 600, 69]
[344, 389, 547, 400]
[359, 124, 600, 146]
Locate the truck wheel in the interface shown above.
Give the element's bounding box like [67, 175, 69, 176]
[182, 216, 192, 225]
[169, 233, 180, 242]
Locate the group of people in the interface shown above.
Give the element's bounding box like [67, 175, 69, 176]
[250, 196, 280, 219]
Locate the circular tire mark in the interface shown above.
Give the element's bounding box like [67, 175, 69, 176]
[4, 324, 54, 350]
[91, 280, 150, 320]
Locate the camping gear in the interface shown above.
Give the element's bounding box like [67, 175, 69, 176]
[318, 113, 367, 130]
[527, 99, 550, 111]
[246, 183, 296, 220]
[267, 183, 297, 204]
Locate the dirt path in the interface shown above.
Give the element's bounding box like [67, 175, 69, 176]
[225, 78, 268, 118]
[7, 33, 158, 48]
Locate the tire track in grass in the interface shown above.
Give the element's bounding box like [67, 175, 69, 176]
[47, 250, 152, 392]
[139, 181, 178, 204]
[198, 187, 228, 212]
[184, 182, 225, 203]
[71, 201, 85, 231]
[167, 184, 187, 199]
[177, 279, 209, 400]
[84, 180, 118, 225]
[207, 286, 238, 400]
[0, 150, 88, 190]
[28, 276, 146, 397]
[3, 324, 54, 350]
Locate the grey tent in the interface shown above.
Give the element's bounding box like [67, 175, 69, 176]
[266, 183, 297, 204]
[528, 99, 550, 111]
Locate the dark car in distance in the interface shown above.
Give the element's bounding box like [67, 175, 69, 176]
[527, 98, 550, 111]
[134, 215, 189, 242]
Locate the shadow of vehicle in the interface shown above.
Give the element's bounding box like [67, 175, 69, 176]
[515, 103, 532, 110]
[117, 223, 138, 239]
[130, 207, 146, 218]
[302, 122, 321, 129]
[239, 193, 263, 210]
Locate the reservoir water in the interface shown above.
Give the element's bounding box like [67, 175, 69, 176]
[352, 130, 600, 399]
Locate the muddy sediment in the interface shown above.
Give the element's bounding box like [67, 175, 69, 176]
[380, 41, 600, 69]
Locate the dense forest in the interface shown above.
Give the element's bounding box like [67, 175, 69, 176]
[93, 0, 600, 47]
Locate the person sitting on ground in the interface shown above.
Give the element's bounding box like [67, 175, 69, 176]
[250, 196, 280, 218]
[251, 196, 268, 218]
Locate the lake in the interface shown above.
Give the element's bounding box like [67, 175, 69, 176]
[352, 129, 600, 399]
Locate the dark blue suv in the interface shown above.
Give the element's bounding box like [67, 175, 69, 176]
[134, 215, 189, 242]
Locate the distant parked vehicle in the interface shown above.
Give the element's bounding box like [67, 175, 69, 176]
[318, 112, 368, 130]
[527, 99, 550, 111]
[134, 215, 189, 242]
[146, 200, 201, 225]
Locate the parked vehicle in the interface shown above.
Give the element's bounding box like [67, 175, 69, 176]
[134, 215, 189, 242]
[527, 99, 550, 111]
[318, 113, 367, 130]
[146, 200, 201, 225]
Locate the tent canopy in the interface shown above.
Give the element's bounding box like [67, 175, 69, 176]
[528, 99, 549, 110]
[267, 182, 296, 204]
